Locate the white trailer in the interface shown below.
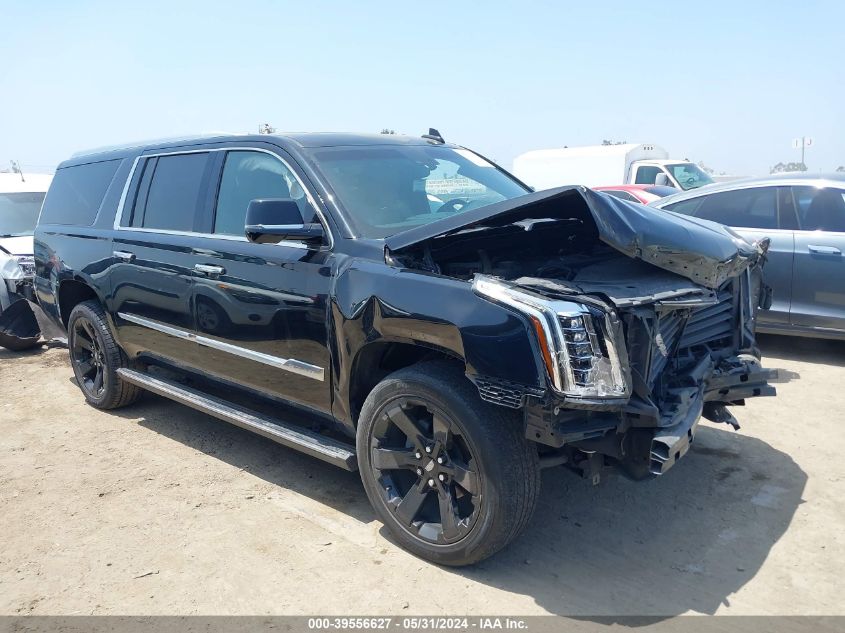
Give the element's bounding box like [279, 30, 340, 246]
[512, 143, 713, 192]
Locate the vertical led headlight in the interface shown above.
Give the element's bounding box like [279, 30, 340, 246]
[473, 276, 629, 400]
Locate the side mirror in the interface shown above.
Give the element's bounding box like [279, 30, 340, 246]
[654, 172, 671, 187]
[244, 199, 324, 245]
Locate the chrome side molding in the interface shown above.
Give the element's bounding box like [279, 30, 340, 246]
[117, 312, 325, 381]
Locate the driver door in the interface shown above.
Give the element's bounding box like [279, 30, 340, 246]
[189, 147, 334, 413]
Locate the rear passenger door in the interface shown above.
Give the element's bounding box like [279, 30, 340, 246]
[187, 147, 333, 413]
[667, 186, 795, 327]
[790, 185, 845, 331]
[109, 150, 215, 366]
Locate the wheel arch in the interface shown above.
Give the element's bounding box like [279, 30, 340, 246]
[348, 339, 464, 427]
[58, 278, 102, 328]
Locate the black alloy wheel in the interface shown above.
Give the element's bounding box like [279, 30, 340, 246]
[357, 361, 540, 566]
[67, 300, 141, 410]
[70, 315, 107, 398]
[369, 397, 481, 544]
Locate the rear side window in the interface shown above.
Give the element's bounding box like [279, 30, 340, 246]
[693, 187, 778, 229]
[792, 186, 845, 232]
[39, 160, 120, 226]
[131, 153, 209, 231]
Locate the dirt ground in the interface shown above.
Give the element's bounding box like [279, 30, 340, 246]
[1, 334, 843, 617]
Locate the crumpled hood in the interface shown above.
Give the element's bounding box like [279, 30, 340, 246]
[385, 186, 765, 289]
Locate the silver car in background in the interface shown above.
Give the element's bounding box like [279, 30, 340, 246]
[651, 173, 845, 340]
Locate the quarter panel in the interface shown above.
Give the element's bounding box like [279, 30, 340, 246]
[33, 227, 114, 328]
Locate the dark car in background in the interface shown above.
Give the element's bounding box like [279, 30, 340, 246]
[652, 174, 845, 340]
[27, 132, 774, 565]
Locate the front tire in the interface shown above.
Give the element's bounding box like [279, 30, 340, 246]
[356, 361, 540, 566]
[67, 300, 141, 410]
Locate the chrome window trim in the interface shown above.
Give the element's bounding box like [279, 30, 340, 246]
[793, 229, 845, 237]
[730, 227, 794, 235]
[112, 147, 335, 249]
[118, 312, 325, 381]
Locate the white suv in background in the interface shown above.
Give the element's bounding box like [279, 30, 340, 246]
[0, 172, 53, 313]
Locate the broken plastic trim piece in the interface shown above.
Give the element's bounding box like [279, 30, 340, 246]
[0, 299, 41, 351]
[703, 402, 741, 430]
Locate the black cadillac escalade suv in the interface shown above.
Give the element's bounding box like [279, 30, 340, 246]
[30, 131, 775, 565]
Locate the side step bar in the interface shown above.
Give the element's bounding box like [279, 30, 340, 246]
[116, 368, 358, 471]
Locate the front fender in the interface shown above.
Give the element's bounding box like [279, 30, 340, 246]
[330, 259, 545, 423]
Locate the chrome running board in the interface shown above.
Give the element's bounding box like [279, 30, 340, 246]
[116, 368, 357, 471]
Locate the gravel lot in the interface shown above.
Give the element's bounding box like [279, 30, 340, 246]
[1, 335, 843, 616]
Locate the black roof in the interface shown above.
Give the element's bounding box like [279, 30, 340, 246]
[61, 132, 452, 168]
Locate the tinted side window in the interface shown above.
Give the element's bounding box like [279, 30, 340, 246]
[39, 160, 120, 226]
[214, 151, 307, 236]
[694, 187, 778, 229]
[793, 186, 845, 232]
[137, 153, 208, 231]
[634, 166, 661, 185]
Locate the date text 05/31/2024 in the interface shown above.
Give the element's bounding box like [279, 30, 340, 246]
[307, 617, 528, 630]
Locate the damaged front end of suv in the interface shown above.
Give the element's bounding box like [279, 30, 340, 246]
[385, 186, 777, 481]
[0, 246, 43, 351]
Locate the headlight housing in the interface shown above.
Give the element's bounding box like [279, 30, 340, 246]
[473, 276, 630, 400]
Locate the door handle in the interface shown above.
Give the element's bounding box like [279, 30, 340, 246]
[113, 250, 136, 262]
[194, 263, 226, 275]
[808, 245, 842, 255]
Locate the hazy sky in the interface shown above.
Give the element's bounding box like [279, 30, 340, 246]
[2, 1, 843, 176]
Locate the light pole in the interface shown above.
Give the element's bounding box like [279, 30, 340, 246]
[792, 137, 813, 167]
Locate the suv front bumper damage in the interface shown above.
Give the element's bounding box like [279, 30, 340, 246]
[523, 352, 776, 479]
[0, 275, 65, 351]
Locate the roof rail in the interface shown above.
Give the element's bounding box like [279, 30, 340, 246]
[71, 132, 249, 158]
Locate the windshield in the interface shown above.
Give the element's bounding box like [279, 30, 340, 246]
[0, 192, 46, 237]
[666, 163, 714, 191]
[308, 145, 530, 238]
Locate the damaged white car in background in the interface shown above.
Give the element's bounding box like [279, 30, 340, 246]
[0, 172, 63, 351]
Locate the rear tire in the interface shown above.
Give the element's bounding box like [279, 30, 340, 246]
[67, 300, 141, 409]
[356, 361, 540, 566]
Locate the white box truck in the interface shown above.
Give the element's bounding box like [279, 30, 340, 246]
[512, 143, 714, 192]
